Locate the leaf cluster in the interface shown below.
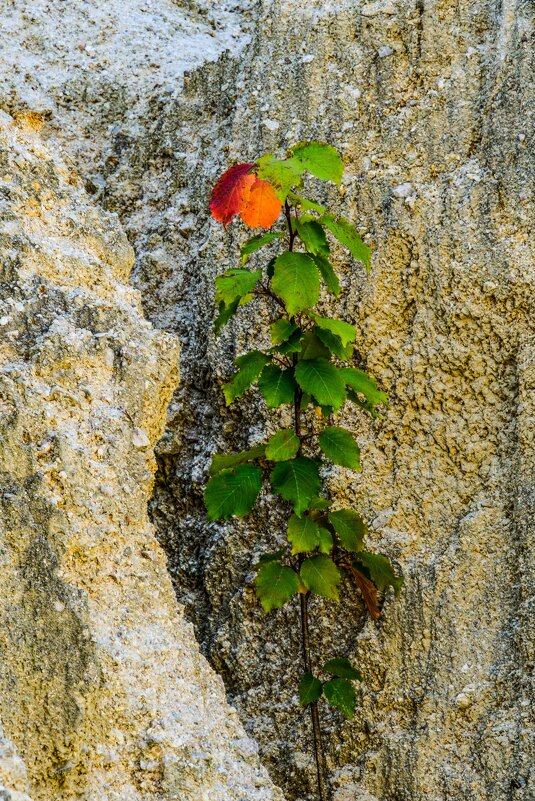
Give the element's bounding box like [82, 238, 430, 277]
[206, 141, 403, 725]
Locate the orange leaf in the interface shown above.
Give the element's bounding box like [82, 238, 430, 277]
[239, 177, 282, 229]
[209, 163, 256, 226]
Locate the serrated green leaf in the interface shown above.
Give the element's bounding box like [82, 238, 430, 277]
[294, 358, 346, 411]
[299, 331, 331, 361]
[215, 268, 262, 306]
[270, 318, 298, 345]
[295, 219, 330, 257]
[314, 255, 341, 296]
[288, 192, 326, 214]
[353, 552, 403, 595]
[309, 497, 331, 511]
[258, 364, 296, 408]
[312, 254, 341, 296]
[323, 678, 357, 719]
[318, 426, 361, 470]
[328, 509, 367, 551]
[291, 142, 343, 186]
[214, 298, 239, 336]
[255, 561, 300, 612]
[315, 327, 353, 360]
[240, 231, 284, 263]
[255, 550, 284, 567]
[311, 314, 356, 347]
[209, 444, 266, 475]
[204, 464, 262, 520]
[265, 429, 300, 461]
[287, 514, 321, 554]
[223, 350, 270, 405]
[341, 368, 388, 411]
[300, 554, 341, 599]
[272, 329, 304, 355]
[318, 527, 333, 554]
[270, 457, 320, 515]
[323, 657, 362, 681]
[299, 672, 323, 706]
[271, 252, 320, 316]
[321, 215, 371, 270]
[256, 155, 304, 201]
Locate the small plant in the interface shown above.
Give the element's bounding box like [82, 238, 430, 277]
[204, 142, 402, 800]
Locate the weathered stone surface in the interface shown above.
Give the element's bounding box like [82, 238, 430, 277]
[0, 1, 533, 801]
[0, 114, 283, 801]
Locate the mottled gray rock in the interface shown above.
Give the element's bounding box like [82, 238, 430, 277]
[0, 1, 533, 800]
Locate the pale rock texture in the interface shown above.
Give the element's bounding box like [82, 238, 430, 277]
[0, 1, 533, 801]
[0, 114, 283, 801]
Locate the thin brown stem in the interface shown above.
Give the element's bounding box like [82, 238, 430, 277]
[300, 593, 329, 801]
[286, 201, 328, 801]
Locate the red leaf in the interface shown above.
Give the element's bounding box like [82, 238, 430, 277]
[240, 177, 282, 229]
[209, 163, 256, 226]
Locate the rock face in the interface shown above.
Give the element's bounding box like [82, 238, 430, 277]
[0, 114, 283, 801]
[0, 1, 533, 801]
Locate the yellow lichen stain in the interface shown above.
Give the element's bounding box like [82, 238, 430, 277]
[14, 111, 46, 132]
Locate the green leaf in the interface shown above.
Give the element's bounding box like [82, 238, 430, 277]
[258, 364, 296, 408]
[291, 142, 343, 186]
[287, 514, 321, 554]
[270, 318, 298, 345]
[323, 657, 362, 681]
[295, 219, 330, 257]
[318, 426, 361, 470]
[294, 358, 346, 411]
[223, 350, 270, 405]
[299, 672, 323, 706]
[309, 497, 331, 511]
[256, 155, 304, 201]
[323, 678, 357, 719]
[204, 464, 262, 520]
[241, 231, 284, 263]
[341, 368, 388, 411]
[321, 215, 371, 270]
[328, 509, 367, 551]
[209, 444, 266, 475]
[318, 527, 333, 554]
[353, 552, 403, 595]
[265, 429, 300, 461]
[299, 331, 331, 361]
[266, 256, 276, 279]
[311, 314, 356, 347]
[215, 268, 262, 306]
[255, 550, 284, 567]
[272, 331, 303, 355]
[300, 555, 341, 599]
[214, 298, 239, 336]
[270, 457, 320, 515]
[271, 252, 320, 316]
[315, 327, 353, 360]
[312, 254, 341, 296]
[288, 192, 326, 214]
[255, 561, 300, 612]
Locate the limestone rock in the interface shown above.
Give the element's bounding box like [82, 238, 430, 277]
[0, 1, 533, 801]
[0, 114, 283, 801]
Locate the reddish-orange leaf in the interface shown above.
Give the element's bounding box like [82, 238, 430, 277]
[240, 177, 282, 229]
[209, 163, 256, 226]
[352, 567, 381, 620]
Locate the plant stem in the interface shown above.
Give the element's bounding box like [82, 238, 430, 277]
[285, 200, 328, 801]
[300, 593, 328, 801]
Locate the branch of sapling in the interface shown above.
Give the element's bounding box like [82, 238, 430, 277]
[205, 141, 402, 801]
